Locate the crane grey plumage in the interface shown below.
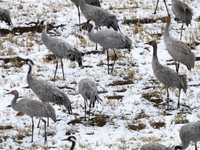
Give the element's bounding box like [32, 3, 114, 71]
[79, 0, 120, 31]
[141, 143, 173, 150]
[86, 21, 132, 73]
[146, 40, 187, 109]
[164, 16, 195, 73]
[0, 8, 12, 26]
[37, 103, 56, 128]
[171, 0, 193, 40]
[66, 136, 76, 150]
[78, 78, 102, 120]
[40, 21, 82, 80]
[175, 121, 200, 150]
[25, 59, 72, 114]
[6, 90, 56, 143]
[153, 0, 170, 17]
[71, 0, 101, 29]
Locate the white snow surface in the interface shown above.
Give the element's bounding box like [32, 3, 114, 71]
[0, 0, 200, 149]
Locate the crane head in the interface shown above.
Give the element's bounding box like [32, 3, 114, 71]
[6, 90, 18, 96]
[40, 20, 48, 27]
[25, 59, 34, 66]
[67, 136, 76, 142]
[145, 40, 157, 47]
[88, 20, 95, 31]
[165, 16, 171, 24]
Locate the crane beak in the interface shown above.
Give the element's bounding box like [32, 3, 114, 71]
[6, 91, 12, 95]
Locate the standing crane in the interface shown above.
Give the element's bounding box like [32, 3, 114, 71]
[25, 59, 72, 114]
[141, 143, 173, 150]
[146, 40, 187, 109]
[171, 0, 193, 40]
[174, 121, 200, 150]
[79, 0, 120, 32]
[77, 78, 102, 120]
[6, 90, 56, 143]
[86, 20, 132, 74]
[164, 16, 195, 73]
[71, 0, 101, 30]
[153, 0, 170, 17]
[79, 0, 121, 50]
[0, 8, 12, 26]
[40, 21, 82, 80]
[154, 0, 193, 40]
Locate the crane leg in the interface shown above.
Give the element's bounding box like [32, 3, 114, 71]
[111, 50, 117, 73]
[106, 49, 110, 74]
[166, 88, 169, 110]
[89, 102, 92, 120]
[163, 0, 170, 17]
[180, 23, 184, 40]
[84, 99, 87, 121]
[153, 0, 159, 14]
[177, 89, 181, 109]
[95, 28, 99, 50]
[31, 117, 34, 142]
[195, 144, 197, 150]
[37, 117, 49, 128]
[54, 59, 59, 80]
[77, 7, 81, 31]
[41, 119, 47, 144]
[175, 62, 180, 73]
[95, 43, 98, 50]
[37, 119, 41, 128]
[61, 58, 65, 80]
[47, 117, 49, 127]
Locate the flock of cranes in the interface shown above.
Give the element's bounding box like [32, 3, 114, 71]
[1, 0, 199, 149]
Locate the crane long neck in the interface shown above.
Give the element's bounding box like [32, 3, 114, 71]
[27, 64, 34, 84]
[88, 24, 99, 43]
[42, 25, 50, 44]
[164, 20, 170, 38]
[152, 43, 158, 61]
[70, 141, 76, 150]
[11, 92, 19, 111]
[79, 0, 86, 5]
[88, 24, 94, 33]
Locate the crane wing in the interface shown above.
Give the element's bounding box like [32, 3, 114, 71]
[18, 99, 47, 117]
[155, 65, 180, 86]
[30, 80, 69, 104]
[170, 40, 191, 54]
[49, 38, 74, 57]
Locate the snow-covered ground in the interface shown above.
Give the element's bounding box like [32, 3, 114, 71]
[0, 0, 200, 149]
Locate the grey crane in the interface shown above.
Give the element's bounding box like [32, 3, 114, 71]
[40, 21, 82, 80]
[141, 143, 173, 150]
[154, 0, 193, 40]
[79, 0, 120, 32]
[164, 16, 195, 73]
[171, 0, 193, 40]
[77, 78, 102, 120]
[153, 0, 170, 17]
[71, 0, 101, 30]
[146, 40, 187, 109]
[25, 59, 72, 114]
[0, 8, 12, 26]
[66, 136, 76, 150]
[6, 90, 56, 143]
[86, 20, 132, 74]
[175, 121, 200, 150]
